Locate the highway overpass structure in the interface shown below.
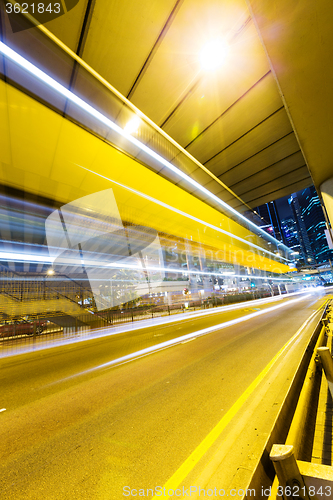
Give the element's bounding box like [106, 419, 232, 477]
[1, 1, 333, 499]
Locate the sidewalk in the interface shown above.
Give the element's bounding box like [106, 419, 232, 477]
[312, 334, 333, 466]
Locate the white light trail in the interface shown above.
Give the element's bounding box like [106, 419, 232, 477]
[0, 251, 52, 264]
[0, 41, 292, 256]
[0, 249, 292, 281]
[43, 293, 312, 381]
[78, 166, 291, 262]
[2, 291, 315, 360]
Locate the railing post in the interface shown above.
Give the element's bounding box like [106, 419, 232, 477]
[317, 346, 333, 398]
[270, 445, 311, 500]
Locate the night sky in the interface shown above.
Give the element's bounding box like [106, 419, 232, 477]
[275, 194, 293, 220]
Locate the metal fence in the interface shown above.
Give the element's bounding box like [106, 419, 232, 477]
[1, 290, 274, 356]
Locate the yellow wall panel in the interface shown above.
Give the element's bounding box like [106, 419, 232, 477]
[54, 182, 79, 204]
[51, 154, 87, 186]
[0, 78, 11, 165]
[1, 163, 25, 191]
[7, 84, 63, 178]
[51, 119, 102, 175]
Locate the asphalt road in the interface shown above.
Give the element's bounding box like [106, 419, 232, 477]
[0, 290, 329, 499]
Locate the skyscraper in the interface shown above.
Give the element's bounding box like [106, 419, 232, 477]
[281, 216, 302, 258]
[253, 201, 285, 244]
[289, 187, 333, 265]
[297, 186, 333, 264]
[288, 193, 314, 264]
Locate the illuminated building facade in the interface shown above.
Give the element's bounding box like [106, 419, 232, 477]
[289, 187, 333, 265]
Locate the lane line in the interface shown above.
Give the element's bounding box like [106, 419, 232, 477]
[0, 409, 6, 413]
[153, 304, 324, 498]
[45, 294, 311, 385]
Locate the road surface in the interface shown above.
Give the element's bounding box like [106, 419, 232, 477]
[0, 290, 329, 499]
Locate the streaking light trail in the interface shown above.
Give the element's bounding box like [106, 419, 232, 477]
[40, 293, 311, 382]
[78, 166, 290, 263]
[0, 250, 292, 281]
[0, 41, 292, 257]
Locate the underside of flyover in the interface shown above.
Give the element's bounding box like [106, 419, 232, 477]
[3, 0, 330, 215]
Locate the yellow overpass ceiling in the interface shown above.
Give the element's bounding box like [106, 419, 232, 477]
[246, 0, 333, 191]
[14, 0, 312, 210]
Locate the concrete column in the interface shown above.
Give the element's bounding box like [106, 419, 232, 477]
[320, 180, 333, 283]
[270, 445, 311, 500]
[320, 178, 333, 243]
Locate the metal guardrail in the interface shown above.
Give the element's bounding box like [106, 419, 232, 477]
[229, 299, 331, 499]
[265, 300, 332, 500]
[270, 445, 313, 500]
[317, 347, 333, 399]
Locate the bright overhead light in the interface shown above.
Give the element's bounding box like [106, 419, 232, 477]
[199, 39, 229, 71]
[124, 115, 141, 134]
[47, 268, 55, 275]
[0, 41, 292, 259]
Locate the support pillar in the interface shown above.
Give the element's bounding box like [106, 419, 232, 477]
[270, 445, 311, 500]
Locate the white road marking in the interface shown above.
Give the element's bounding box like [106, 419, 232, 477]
[45, 293, 313, 386]
[181, 338, 197, 344]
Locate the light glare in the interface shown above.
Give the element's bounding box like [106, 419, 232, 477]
[200, 40, 229, 71]
[124, 116, 141, 134]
